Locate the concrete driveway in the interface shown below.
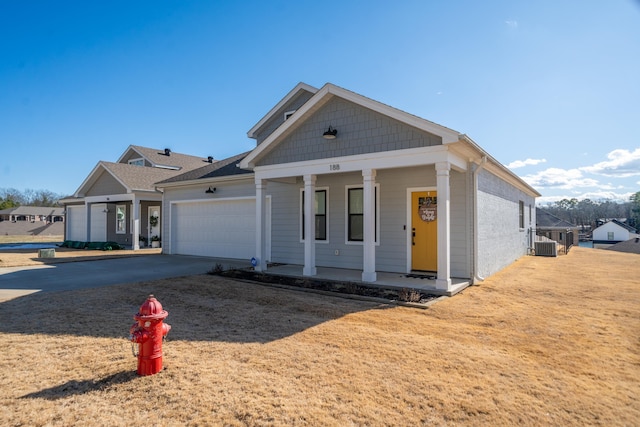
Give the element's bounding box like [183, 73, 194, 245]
[0, 254, 251, 302]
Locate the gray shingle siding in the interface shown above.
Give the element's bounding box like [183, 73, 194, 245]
[257, 97, 443, 166]
[255, 90, 316, 145]
[85, 171, 126, 196]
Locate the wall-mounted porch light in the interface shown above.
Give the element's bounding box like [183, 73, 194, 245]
[205, 187, 216, 194]
[323, 126, 338, 140]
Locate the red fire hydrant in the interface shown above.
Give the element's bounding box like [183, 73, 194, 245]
[129, 294, 171, 376]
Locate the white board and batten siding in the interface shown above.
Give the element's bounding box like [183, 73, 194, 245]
[170, 198, 257, 259]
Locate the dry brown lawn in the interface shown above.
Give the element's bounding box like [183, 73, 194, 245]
[0, 244, 162, 268]
[0, 247, 638, 426]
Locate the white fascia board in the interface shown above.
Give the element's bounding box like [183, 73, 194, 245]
[459, 134, 541, 198]
[253, 145, 467, 181]
[247, 82, 318, 139]
[241, 83, 461, 170]
[241, 85, 332, 169]
[75, 161, 133, 197]
[116, 145, 142, 164]
[73, 162, 103, 197]
[326, 84, 461, 144]
[155, 174, 253, 191]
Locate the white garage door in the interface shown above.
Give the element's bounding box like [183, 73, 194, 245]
[66, 206, 87, 241]
[90, 204, 107, 242]
[172, 199, 256, 259]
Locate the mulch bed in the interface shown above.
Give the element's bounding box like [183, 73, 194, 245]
[211, 267, 440, 305]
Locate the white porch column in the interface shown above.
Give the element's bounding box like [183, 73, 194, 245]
[133, 197, 140, 250]
[303, 174, 317, 276]
[436, 162, 451, 290]
[255, 179, 266, 272]
[362, 169, 377, 282]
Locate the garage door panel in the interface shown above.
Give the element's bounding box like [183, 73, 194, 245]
[67, 206, 87, 241]
[172, 199, 255, 259]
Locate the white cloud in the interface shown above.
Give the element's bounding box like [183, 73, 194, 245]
[505, 20, 518, 28]
[507, 158, 546, 169]
[522, 167, 599, 189]
[580, 148, 640, 177]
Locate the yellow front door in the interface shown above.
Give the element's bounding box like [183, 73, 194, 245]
[411, 191, 437, 271]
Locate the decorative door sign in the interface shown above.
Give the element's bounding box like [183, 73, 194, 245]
[418, 196, 437, 222]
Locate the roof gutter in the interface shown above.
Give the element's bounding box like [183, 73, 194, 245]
[472, 155, 487, 284]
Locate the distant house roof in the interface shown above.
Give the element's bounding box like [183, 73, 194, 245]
[0, 206, 64, 216]
[156, 152, 253, 187]
[604, 237, 640, 255]
[536, 208, 577, 229]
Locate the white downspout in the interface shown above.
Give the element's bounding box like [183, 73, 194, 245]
[473, 156, 487, 284]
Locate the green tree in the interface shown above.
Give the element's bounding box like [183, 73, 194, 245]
[630, 191, 640, 229]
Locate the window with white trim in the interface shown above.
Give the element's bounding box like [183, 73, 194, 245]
[519, 201, 525, 229]
[284, 110, 296, 121]
[346, 185, 379, 243]
[128, 158, 144, 166]
[301, 189, 327, 241]
[116, 205, 126, 234]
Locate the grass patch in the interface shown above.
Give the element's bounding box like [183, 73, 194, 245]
[0, 247, 639, 425]
[0, 235, 63, 244]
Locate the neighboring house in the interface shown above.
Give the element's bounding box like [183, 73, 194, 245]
[157, 82, 540, 294]
[536, 208, 579, 248]
[592, 219, 639, 248]
[0, 206, 65, 223]
[60, 146, 213, 248]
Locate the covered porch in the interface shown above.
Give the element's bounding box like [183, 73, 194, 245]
[250, 145, 470, 294]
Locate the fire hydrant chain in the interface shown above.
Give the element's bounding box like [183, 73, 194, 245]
[129, 294, 171, 376]
[130, 339, 138, 357]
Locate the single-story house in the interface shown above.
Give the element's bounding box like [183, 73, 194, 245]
[0, 206, 65, 223]
[156, 82, 540, 294]
[536, 208, 579, 248]
[592, 219, 638, 248]
[60, 146, 213, 248]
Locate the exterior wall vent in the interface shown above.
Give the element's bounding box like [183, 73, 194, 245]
[535, 241, 557, 257]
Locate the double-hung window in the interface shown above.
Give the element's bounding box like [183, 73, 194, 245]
[301, 189, 327, 241]
[518, 201, 525, 229]
[347, 185, 378, 243]
[116, 205, 126, 234]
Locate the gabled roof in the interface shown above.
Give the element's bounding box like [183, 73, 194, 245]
[73, 161, 192, 197]
[71, 145, 214, 198]
[239, 82, 541, 198]
[536, 208, 577, 228]
[0, 206, 64, 216]
[247, 82, 318, 139]
[117, 145, 212, 170]
[156, 152, 253, 187]
[241, 83, 461, 169]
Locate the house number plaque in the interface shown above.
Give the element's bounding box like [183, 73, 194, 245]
[418, 197, 437, 222]
[329, 164, 340, 171]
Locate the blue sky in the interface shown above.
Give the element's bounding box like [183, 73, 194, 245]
[1, 0, 638, 204]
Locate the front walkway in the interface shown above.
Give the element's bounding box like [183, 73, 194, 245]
[264, 264, 471, 296]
